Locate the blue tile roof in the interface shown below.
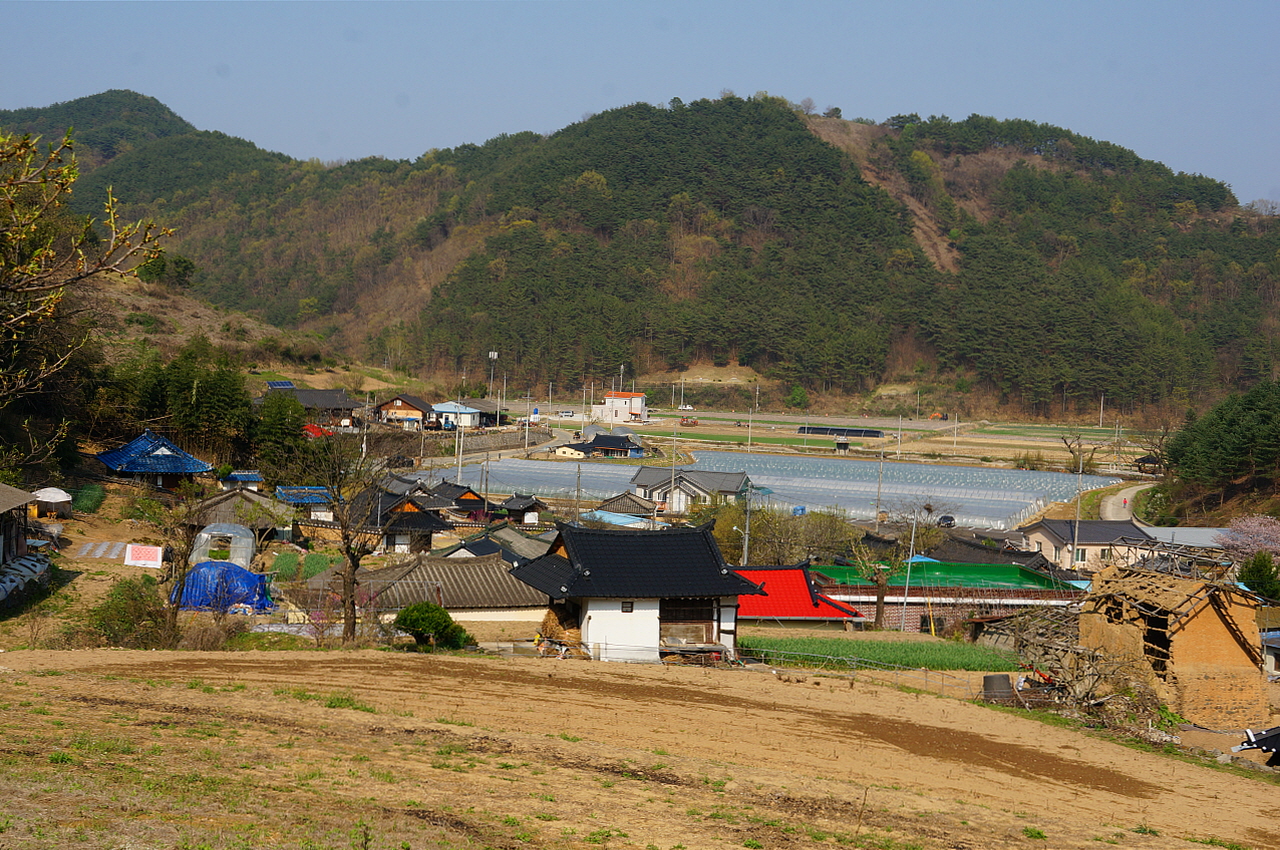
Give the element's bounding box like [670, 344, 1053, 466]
[97, 430, 213, 475]
[222, 470, 264, 483]
[275, 486, 334, 505]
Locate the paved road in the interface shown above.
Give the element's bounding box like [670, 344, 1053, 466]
[1098, 482, 1156, 522]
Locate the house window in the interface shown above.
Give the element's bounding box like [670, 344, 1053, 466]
[1053, 546, 1062, 562]
[1035, 541, 1043, 552]
[621, 601, 634, 613]
[1099, 548, 1111, 560]
[1074, 548, 1087, 564]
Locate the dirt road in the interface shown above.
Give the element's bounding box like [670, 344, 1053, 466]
[0, 649, 1275, 849]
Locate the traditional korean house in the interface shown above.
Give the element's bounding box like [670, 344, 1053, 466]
[510, 523, 763, 663]
[97, 430, 213, 490]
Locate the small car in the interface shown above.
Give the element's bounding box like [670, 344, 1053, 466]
[937, 515, 956, 528]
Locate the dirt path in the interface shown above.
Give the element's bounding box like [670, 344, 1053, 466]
[0, 649, 1276, 849]
[1100, 483, 1157, 522]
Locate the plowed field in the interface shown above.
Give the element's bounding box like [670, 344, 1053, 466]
[0, 649, 1276, 849]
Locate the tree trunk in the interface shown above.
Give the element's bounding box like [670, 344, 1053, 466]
[341, 551, 359, 643]
[874, 575, 889, 629]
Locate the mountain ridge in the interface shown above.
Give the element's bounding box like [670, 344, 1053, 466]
[6, 90, 1276, 416]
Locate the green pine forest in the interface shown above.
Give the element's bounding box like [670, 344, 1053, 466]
[7, 89, 1280, 418]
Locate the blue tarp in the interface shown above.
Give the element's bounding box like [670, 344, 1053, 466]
[173, 561, 274, 612]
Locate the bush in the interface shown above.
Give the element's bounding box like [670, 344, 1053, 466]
[394, 602, 474, 650]
[87, 576, 178, 649]
[70, 484, 105, 513]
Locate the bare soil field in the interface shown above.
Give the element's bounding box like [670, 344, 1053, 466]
[0, 648, 1277, 850]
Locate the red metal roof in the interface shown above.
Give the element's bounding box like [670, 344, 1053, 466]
[735, 567, 862, 620]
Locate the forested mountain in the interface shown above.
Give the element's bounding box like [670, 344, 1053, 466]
[11, 90, 1280, 415]
[0, 89, 195, 168]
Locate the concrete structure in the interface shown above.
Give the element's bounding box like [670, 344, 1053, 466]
[591, 391, 647, 425]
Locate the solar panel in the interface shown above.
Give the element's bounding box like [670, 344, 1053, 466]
[266, 380, 295, 389]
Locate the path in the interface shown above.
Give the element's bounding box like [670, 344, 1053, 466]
[1099, 482, 1156, 522]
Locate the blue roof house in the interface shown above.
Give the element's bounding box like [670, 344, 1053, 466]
[97, 430, 213, 490]
[432, 402, 481, 429]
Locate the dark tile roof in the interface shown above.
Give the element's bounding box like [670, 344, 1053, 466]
[928, 534, 1054, 570]
[511, 524, 764, 601]
[589, 434, 637, 450]
[501, 493, 546, 512]
[629, 466, 750, 496]
[597, 492, 658, 516]
[1021, 519, 1152, 545]
[378, 394, 434, 412]
[97, 430, 213, 475]
[356, 553, 546, 610]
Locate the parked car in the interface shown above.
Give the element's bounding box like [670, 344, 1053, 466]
[678, 404, 695, 411]
[937, 515, 956, 528]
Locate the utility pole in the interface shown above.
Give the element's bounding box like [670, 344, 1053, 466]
[740, 487, 753, 568]
[1099, 394, 1105, 429]
[1071, 452, 1083, 570]
[488, 351, 497, 399]
[875, 448, 884, 532]
[669, 420, 678, 517]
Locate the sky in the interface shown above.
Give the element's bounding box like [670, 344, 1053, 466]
[5, 1, 1278, 203]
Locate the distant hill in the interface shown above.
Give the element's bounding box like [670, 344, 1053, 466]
[8, 90, 1280, 416]
[0, 89, 195, 169]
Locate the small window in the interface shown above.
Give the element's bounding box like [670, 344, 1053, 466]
[621, 601, 634, 613]
[1053, 546, 1062, 561]
[1075, 548, 1088, 563]
[1034, 541, 1042, 552]
[1099, 548, 1111, 560]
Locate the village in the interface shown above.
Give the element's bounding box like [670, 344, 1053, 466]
[3, 380, 1277, 738]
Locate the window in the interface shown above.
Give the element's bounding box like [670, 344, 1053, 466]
[1035, 541, 1042, 552]
[1074, 548, 1088, 563]
[620, 601, 634, 613]
[1053, 546, 1062, 561]
[1099, 548, 1110, 560]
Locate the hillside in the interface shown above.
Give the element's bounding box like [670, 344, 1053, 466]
[0, 89, 195, 169]
[11, 91, 1280, 417]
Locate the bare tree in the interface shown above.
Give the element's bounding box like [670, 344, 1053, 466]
[153, 481, 213, 640]
[847, 541, 907, 629]
[1061, 432, 1100, 473]
[283, 433, 400, 643]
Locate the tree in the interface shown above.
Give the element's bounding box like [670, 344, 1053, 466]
[1238, 552, 1280, 601]
[1215, 516, 1280, 565]
[282, 433, 399, 643]
[846, 542, 907, 629]
[822, 106, 842, 119]
[0, 130, 169, 406]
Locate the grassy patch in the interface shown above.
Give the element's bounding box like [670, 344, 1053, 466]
[737, 635, 1020, 671]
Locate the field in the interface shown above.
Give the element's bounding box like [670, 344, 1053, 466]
[737, 635, 1022, 672]
[1, 648, 1279, 850]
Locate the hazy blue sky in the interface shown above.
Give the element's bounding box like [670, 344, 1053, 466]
[6, 1, 1278, 202]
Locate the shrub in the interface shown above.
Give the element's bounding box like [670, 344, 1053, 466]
[394, 602, 474, 650]
[87, 576, 178, 649]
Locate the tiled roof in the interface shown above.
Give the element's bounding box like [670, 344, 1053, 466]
[597, 491, 658, 516]
[1021, 519, 1152, 545]
[735, 567, 862, 620]
[433, 402, 480, 414]
[275, 486, 334, 505]
[378, 394, 434, 413]
[355, 553, 546, 610]
[511, 524, 764, 600]
[221, 470, 264, 483]
[501, 493, 546, 512]
[629, 466, 749, 496]
[97, 430, 213, 474]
